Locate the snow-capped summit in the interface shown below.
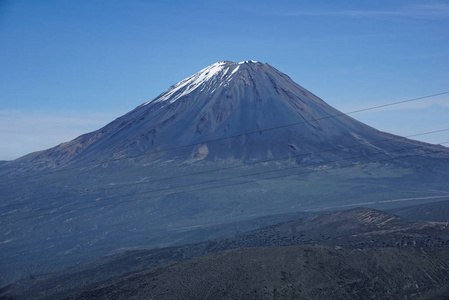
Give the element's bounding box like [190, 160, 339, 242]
[147, 61, 235, 105]
[147, 60, 260, 105]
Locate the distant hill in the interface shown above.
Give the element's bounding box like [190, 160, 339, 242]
[390, 199, 449, 222]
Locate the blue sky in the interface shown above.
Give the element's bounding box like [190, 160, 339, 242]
[1, 0, 448, 160]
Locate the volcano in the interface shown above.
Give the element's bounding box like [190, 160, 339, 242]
[0, 60, 448, 286]
[3, 60, 446, 169]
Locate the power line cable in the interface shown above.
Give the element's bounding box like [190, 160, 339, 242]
[1, 91, 448, 184]
[2, 142, 448, 223]
[2, 127, 448, 211]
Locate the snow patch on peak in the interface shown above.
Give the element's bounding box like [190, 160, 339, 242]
[238, 60, 258, 64]
[231, 65, 240, 75]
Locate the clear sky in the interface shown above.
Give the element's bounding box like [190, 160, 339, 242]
[1, 0, 448, 160]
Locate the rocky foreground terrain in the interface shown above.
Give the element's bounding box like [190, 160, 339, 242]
[3, 207, 449, 299]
